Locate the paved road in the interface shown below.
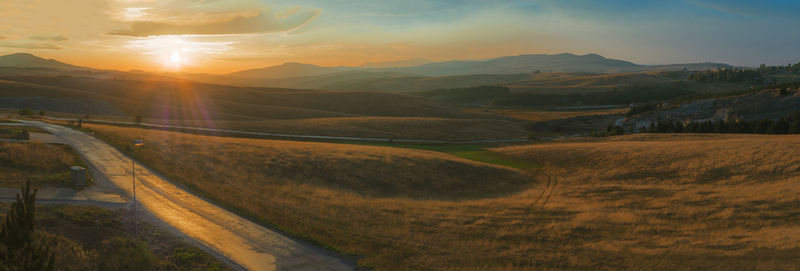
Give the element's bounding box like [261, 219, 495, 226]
[0, 187, 126, 207]
[18, 120, 354, 271]
[43, 116, 528, 144]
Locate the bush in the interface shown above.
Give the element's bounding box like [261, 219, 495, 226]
[18, 108, 34, 116]
[165, 245, 226, 271]
[56, 206, 118, 227]
[98, 237, 159, 271]
[626, 104, 657, 117]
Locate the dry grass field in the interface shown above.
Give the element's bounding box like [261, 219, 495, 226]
[0, 202, 230, 271]
[492, 133, 800, 269]
[0, 76, 496, 120]
[504, 72, 748, 95]
[0, 76, 535, 140]
[0, 141, 86, 187]
[83, 122, 800, 270]
[464, 108, 627, 122]
[147, 116, 530, 140]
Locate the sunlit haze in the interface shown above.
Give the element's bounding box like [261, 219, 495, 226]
[0, 0, 799, 73]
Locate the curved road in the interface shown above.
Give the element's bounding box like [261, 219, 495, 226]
[19, 120, 354, 271]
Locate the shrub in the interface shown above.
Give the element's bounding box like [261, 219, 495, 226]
[18, 108, 34, 116]
[626, 104, 657, 117]
[97, 237, 159, 271]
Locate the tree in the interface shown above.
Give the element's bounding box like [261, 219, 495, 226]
[0, 180, 54, 271]
[790, 120, 800, 134]
[17, 108, 34, 116]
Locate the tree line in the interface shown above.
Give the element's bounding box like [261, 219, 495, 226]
[492, 83, 694, 107]
[418, 83, 697, 107]
[640, 111, 800, 134]
[687, 62, 800, 83]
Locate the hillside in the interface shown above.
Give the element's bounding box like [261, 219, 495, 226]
[0, 75, 490, 119]
[0, 53, 79, 69]
[189, 53, 733, 91]
[0, 74, 531, 140]
[0, 52, 736, 94]
[623, 87, 800, 129]
[86, 122, 800, 270]
[228, 62, 352, 79]
[383, 53, 641, 76]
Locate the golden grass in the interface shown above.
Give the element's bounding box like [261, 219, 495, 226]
[85, 122, 800, 270]
[491, 133, 800, 268]
[153, 116, 528, 140]
[0, 142, 83, 187]
[465, 108, 627, 122]
[505, 72, 749, 95]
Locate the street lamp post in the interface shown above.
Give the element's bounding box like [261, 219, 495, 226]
[132, 139, 143, 234]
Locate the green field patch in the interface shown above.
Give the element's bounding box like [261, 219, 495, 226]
[342, 142, 541, 169]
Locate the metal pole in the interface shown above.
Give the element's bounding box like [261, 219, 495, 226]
[132, 146, 137, 235]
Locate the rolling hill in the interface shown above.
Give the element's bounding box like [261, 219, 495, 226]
[0, 53, 81, 70]
[183, 53, 733, 91]
[382, 53, 640, 76]
[0, 73, 530, 140]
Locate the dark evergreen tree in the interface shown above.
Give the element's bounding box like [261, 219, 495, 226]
[789, 120, 800, 134]
[0, 180, 54, 271]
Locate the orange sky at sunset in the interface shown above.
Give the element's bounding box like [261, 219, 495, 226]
[1, 0, 798, 74]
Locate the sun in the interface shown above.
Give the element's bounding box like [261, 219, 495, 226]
[169, 50, 182, 65]
[161, 49, 187, 71]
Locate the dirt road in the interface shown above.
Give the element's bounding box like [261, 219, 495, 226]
[18, 120, 354, 271]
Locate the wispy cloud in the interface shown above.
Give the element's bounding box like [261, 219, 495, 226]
[29, 34, 69, 41]
[688, 0, 800, 18]
[0, 40, 60, 49]
[109, 9, 319, 37]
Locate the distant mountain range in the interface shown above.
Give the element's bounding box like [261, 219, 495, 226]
[0, 53, 81, 70]
[0, 52, 735, 92]
[224, 53, 732, 79]
[359, 58, 431, 68]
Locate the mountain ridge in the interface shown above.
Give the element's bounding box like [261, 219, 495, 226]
[227, 52, 732, 79]
[0, 52, 80, 70]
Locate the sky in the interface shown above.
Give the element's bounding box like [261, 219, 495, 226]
[0, 0, 798, 74]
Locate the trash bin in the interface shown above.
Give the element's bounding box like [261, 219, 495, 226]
[70, 166, 87, 186]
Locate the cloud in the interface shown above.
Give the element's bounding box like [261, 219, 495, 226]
[0, 41, 60, 49]
[29, 34, 69, 41]
[109, 9, 319, 37]
[688, 0, 800, 18]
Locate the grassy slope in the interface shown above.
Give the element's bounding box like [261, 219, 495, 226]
[0, 76, 492, 120]
[87, 122, 800, 269]
[491, 133, 800, 269]
[339, 141, 541, 169]
[0, 203, 230, 270]
[0, 139, 229, 270]
[0, 142, 87, 187]
[83, 123, 549, 270]
[463, 108, 627, 122]
[0, 76, 532, 140]
[154, 116, 530, 140]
